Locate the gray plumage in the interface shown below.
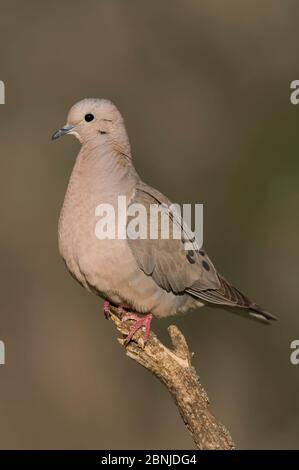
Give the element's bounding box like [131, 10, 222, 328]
[53, 98, 276, 324]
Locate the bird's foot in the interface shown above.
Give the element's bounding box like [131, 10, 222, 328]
[122, 313, 153, 346]
[104, 300, 126, 320]
[103, 299, 111, 320]
[117, 305, 126, 317]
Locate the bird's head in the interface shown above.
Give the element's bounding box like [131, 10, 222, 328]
[52, 98, 128, 149]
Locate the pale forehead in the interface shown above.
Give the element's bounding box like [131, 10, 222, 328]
[67, 98, 119, 124]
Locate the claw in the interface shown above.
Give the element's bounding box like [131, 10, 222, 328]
[103, 299, 110, 320]
[123, 313, 153, 346]
[117, 305, 125, 317]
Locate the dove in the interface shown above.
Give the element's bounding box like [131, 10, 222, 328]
[52, 98, 276, 344]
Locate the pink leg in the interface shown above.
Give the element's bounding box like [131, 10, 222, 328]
[122, 313, 153, 346]
[103, 299, 110, 320]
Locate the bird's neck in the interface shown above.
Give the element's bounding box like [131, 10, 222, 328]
[68, 139, 139, 203]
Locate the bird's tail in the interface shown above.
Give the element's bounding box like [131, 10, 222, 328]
[187, 274, 277, 324]
[248, 304, 277, 324]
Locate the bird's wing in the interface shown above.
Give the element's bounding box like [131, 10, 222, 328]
[127, 182, 276, 323]
[127, 182, 220, 294]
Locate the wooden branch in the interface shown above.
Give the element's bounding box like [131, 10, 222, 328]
[108, 306, 235, 450]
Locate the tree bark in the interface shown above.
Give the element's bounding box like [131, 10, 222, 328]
[108, 306, 235, 450]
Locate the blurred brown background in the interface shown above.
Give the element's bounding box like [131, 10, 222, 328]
[0, 0, 298, 449]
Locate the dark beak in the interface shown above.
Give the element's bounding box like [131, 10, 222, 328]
[52, 124, 74, 140]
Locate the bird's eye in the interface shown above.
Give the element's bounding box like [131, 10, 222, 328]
[85, 113, 94, 122]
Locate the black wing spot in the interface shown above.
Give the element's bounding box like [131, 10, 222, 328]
[186, 250, 195, 264]
[202, 260, 210, 271]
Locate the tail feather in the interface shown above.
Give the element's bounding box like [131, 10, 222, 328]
[187, 274, 277, 323]
[249, 304, 277, 323]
